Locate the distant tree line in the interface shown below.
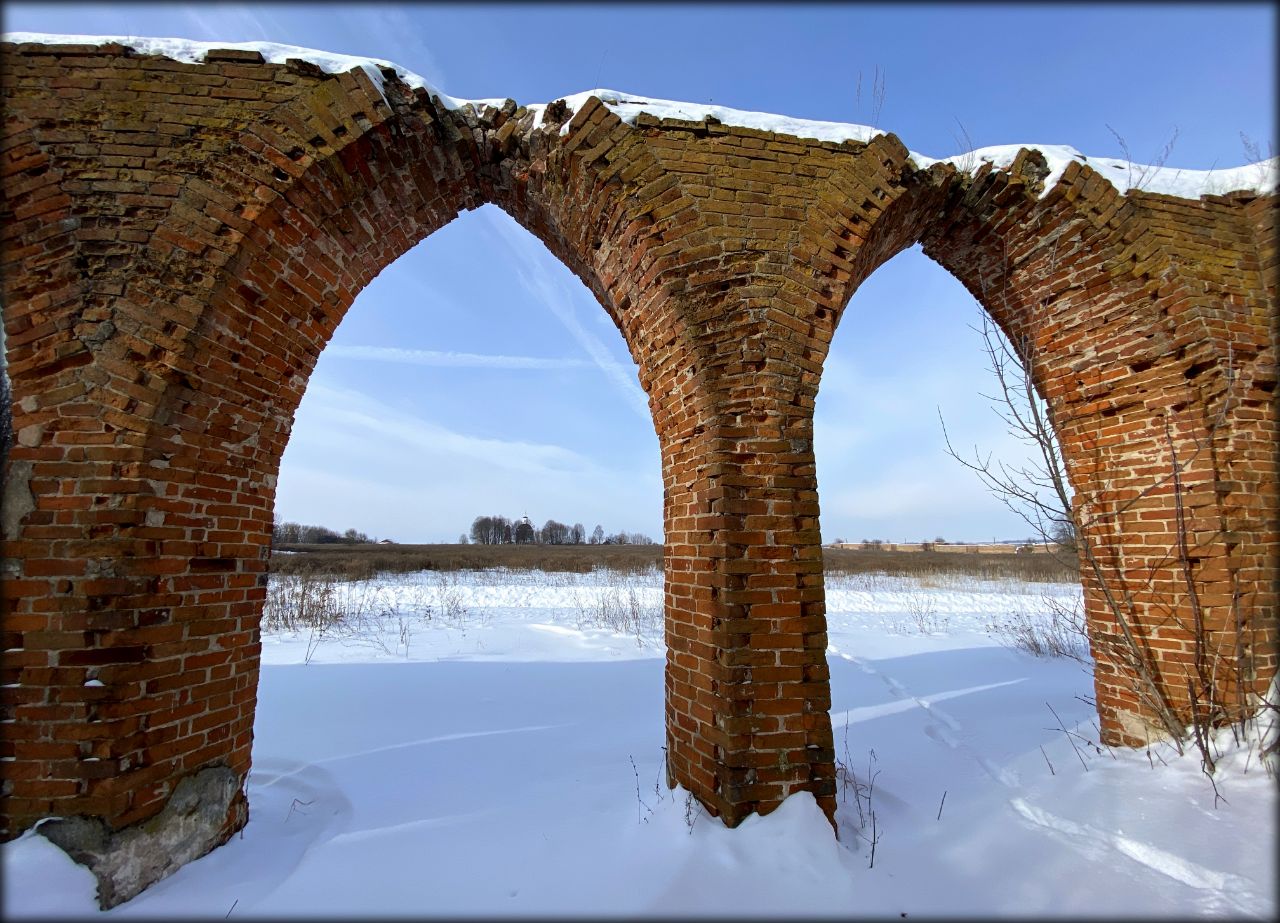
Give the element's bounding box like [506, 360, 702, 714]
[273, 521, 371, 545]
[466, 514, 655, 546]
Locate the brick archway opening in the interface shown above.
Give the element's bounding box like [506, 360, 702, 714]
[812, 241, 1033, 550]
[913, 170, 1275, 754]
[799, 143, 1274, 758]
[269, 201, 662, 550]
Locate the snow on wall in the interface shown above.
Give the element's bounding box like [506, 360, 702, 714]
[5, 31, 1276, 201]
[540, 91, 1278, 201]
[0, 31, 506, 112]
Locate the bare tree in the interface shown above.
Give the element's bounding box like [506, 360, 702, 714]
[938, 312, 1077, 571]
[940, 309, 1189, 746]
[941, 303, 1275, 777]
[854, 65, 887, 130]
[540, 519, 571, 545]
[470, 515, 511, 545]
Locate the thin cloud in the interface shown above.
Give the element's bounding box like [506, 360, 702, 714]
[482, 209, 653, 424]
[340, 6, 449, 90]
[327, 344, 597, 371]
[183, 5, 277, 41]
[278, 381, 664, 541]
[295, 381, 598, 477]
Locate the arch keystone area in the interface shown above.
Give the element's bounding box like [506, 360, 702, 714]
[1, 33, 1276, 908]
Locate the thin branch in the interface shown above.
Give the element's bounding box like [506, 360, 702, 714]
[1047, 702, 1089, 771]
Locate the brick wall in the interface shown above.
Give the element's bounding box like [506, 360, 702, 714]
[2, 39, 1275, 897]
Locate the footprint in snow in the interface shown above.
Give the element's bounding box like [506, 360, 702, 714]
[1008, 796, 1257, 914]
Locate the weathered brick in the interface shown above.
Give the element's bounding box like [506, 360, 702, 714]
[1, 38, 1274, 901]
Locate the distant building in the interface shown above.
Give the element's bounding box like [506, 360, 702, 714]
[513, 515, 535, 544]
[829, 541, 1050, 554]
[378, 539, 395, 544]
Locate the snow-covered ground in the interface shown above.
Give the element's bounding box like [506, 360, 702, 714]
[4, 567, 1275, 918]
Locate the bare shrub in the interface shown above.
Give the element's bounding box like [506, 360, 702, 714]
[262, 571, 436, 660]
[262, 573, 344, 633]
[987, 596, 1090, 664]
[572, 571, 662, 646]
[905, 591, 948, 635]
[886, 590, 950, 636]
[431, 570, 473, 627]
[835, 715, 882, 869]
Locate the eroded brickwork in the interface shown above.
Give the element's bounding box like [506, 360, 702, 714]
[917, 158, 1278, 744]
[2, 39, 1275, 905]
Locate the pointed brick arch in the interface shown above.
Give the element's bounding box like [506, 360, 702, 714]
[2, 37, 1275, 908]
[914, 155, 1277, 745]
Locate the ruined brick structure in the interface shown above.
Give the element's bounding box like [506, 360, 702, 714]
[2, 38, 1275, 906]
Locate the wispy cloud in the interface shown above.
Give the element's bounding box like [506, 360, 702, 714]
[183, 5, 278, 42]
[294, 381, 597, 476]
[814, 347, 1047, 541]
[333, 6, 449, 90]
[327, 344, 596, 371]
[277, 380, 664, 540]
[482, 209, 653, 424]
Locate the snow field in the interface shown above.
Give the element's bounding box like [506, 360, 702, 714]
[3, 566, 1274, 918]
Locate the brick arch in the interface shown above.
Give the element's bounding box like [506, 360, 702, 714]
[2, 37, 1275, 909]
[912, 155, 1277, 745]
[794, 141, 1274, 752]
[0, 45, 780, 903]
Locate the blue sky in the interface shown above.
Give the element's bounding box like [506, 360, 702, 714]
[7, 3, 1274, 543]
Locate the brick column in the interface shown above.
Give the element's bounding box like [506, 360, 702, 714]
[658, 368, 836, 827]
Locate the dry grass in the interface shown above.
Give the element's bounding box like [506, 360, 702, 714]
[270, 543, 1078, 583]
[270, 542, 662, 579]
[569, 573, 663, 645]
[822, 546, 1075, 583]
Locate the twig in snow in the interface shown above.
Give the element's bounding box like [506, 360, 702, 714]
[225, 899, 239, 918]
[936, 790, 947, 821]
[285, 797, 314, 823]
[1040, 745, 1056, 776]
[1063, 726, 1103, 754]
[1046, 701, 1088, 771]
[1091, 720, 1117, 760]
[629, 755, 651, 823]
[684, 792, 703, 834]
